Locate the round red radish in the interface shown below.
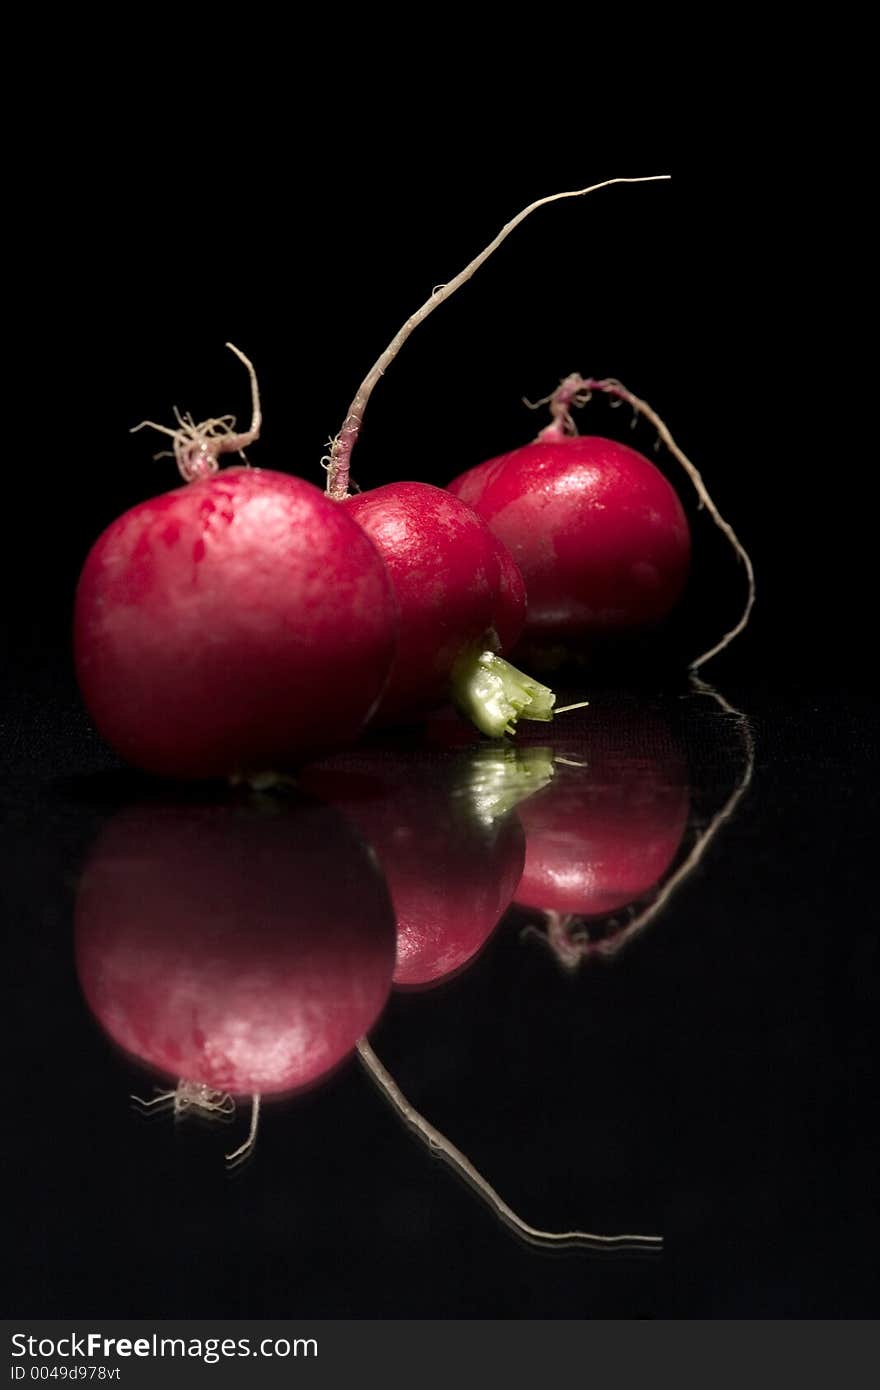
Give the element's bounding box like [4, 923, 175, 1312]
[75, 466, 398, 779]
[302, 743, 536, 988]
[75, 795, 396, 1097]
[343, 482, 552, 737]
[514, 708, 690, 917]
[449, 435, 690, 655]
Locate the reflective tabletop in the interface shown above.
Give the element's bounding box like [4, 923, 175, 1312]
[2, 673, 877, 1317]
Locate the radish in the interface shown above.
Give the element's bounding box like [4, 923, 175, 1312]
[303, 741, 552, 987]
[343, 482, 554, 736]
[512, 705, 689, 966]
[74, 346, 398, 779]
[449, 376, 755, 669]
[75, 793, 396, 1163]
[449, 431, 691, 654]
[519, 679, 755, 968]
[318, 179, 673, 731]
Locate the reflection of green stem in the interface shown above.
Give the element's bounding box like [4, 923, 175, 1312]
[465, 745, 556, 823]
[357, 1038, 662, 1252]
[452, 650, 556, 739]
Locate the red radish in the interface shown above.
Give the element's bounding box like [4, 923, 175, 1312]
[514, 707, 690, 920]
[303, 742, 550, 987]
[450, 376, 755, 669]
[450, 432, 691, 652]
[74, 347, 398, 779]
[343, 482, 553, 736]
[75, 794, 396, 1160]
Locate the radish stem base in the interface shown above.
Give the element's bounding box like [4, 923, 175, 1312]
[452, 651, 556, 738]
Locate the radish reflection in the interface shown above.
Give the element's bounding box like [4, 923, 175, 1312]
[302, 742, 552, 989]
[73, 688, 747, 1248]
[74, 794, 396, 1164]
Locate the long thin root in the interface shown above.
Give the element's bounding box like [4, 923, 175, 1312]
[325, 176, 670, 501]
[357, 1038, 661, 1251]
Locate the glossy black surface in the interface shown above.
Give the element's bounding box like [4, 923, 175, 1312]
[2, 665, 877, 1317]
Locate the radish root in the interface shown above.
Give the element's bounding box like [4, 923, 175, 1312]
[533, 374, 756, 670]
[325, 176, 671, 502]
[357, 1037, 661, 1252]
[225, 1093, 261, 1168]
[132, 343, 262, 483]
[524, 677, 755, 968]
[131, 1081, 261, 1167]
[131, 1080, 236, 1118]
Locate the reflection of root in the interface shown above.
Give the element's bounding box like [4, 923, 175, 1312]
[130, 1081, 261, 1167]
[523, 677, 755, 969]
[225, 1094, 261, 1169]
[357, 1038, 661, 1253]
[521, 913, 592, 970]
[131, 1080, 236, 1118]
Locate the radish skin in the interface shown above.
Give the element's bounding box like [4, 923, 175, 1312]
[75, 349, 398, 778]
[450, 434, 691, 654]
[344, 481, 555, 736]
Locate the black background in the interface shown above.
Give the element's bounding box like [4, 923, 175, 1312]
[3, 70, 876, 1321]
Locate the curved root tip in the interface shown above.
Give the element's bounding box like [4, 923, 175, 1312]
[225, 1093, 261, 1168]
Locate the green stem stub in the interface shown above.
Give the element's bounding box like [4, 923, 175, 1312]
[452, 650, 557, 739]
